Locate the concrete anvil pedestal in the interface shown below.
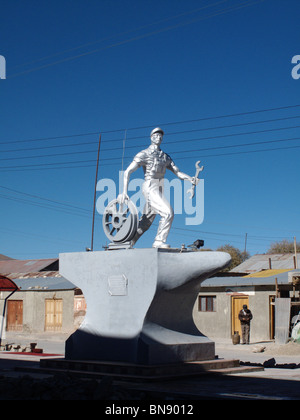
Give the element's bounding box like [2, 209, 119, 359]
[60, 249, 231, 364]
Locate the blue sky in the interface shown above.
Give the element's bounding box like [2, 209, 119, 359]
[0, 0, 300, 259]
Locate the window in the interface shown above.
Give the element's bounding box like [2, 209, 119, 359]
[198, 296, 216, 312]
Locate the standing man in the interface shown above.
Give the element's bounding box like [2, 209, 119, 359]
[238, 304, 253, 344]
[118, 127, 198, 248]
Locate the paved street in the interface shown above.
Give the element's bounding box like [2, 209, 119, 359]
[0, 332, 299, 400]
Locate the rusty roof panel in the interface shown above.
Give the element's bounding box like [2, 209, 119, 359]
[0, 275, 19, 291]
[0, 254, 14, 261]
[0, 258, 58, 274]
[1, 271, 61, 279]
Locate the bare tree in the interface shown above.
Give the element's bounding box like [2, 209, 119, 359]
[216, 244, 249, 271]
[267, 239, 300, 254]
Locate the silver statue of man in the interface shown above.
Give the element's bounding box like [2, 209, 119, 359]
[118, 127, 197, 248]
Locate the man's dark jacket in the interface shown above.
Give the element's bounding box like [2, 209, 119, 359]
[238, 309, 253, 325]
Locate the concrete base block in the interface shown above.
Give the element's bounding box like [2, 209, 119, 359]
[65, 323, 215, 365]
[60, 248, 230, 365]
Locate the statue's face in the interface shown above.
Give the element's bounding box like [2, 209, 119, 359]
[151, 132, 163, 146]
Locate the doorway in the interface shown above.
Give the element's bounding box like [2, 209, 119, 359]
[269, 295, 275, 340]
[6, 300, 23, 331]
[231, 295, 249, 336]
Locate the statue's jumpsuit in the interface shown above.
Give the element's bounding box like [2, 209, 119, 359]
[131, 145, 176, 245]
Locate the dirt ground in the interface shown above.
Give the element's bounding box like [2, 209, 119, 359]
[262, 341, 300, 356]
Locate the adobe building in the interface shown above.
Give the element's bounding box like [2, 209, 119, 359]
[193, 253, 300, 343]
[0, 257, 79, 336]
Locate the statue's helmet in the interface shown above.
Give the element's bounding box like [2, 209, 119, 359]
[150, 127, 164, 137]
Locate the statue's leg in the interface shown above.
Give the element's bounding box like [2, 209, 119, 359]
[146, 184, 174, 246]
[153, 198, 174, 245]
[131, 180, 174, 246]
[131, 182, 156, 245]
[131, 211, 156, 245]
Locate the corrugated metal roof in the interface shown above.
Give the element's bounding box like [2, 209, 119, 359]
[243, 269, 291, 278]
[0, 271, 77, 291]
[0, 258, 58, 273]
[13, 276, 77, 291]
[201, 269, 300, 288]
[231, 253, 299, 273]
[2, 271, 61, 279]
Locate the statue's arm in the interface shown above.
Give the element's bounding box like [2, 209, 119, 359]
[169, 161, 195, 184]
[117, 160, 140, 203]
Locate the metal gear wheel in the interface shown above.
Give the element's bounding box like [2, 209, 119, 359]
[102, 199, 138, 244]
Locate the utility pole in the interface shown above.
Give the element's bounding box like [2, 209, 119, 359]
[90, 134, 102, 252]
[244, 232, 248, 256]
[294, 236, 298, 269]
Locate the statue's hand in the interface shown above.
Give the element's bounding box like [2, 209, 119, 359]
[191, 176, 199, 185]
[117, 192, 129, 204]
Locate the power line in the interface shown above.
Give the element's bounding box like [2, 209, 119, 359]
[9, 0, 265, 79]
[1, 103, 300, 171]
[169, 135, 300, 156]
[0, 185, 91, 213]
[170, 224, 296, 241]
[1, 103, 300, 146]
[0, 186, 294, 246]
[157, 225, 294, 249]
[1, 135, 300, 170]
[0, 193, 90, 218]
[2, 112, 300, 154]
[1, 132, 300, 164]
[0, 226, 84, 246]
[10, 0, 228, 71]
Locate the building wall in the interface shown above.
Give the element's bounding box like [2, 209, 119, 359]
[192, 291, 232, 339]
[4, 290, 75, 334]
[249, 289, 273, 342]
[193, 286, 276, 342]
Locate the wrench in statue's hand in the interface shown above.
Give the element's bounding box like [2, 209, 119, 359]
[187, 160, 204, 199]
